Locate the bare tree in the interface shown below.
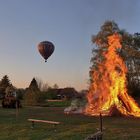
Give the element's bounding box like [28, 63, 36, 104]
[35, 77, 49, 91]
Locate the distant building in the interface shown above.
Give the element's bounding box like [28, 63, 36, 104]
[49, 87, 79, 100]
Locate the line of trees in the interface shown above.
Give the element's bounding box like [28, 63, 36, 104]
[24, 78, 81, 106]
[90, 20, 140, 97]
[0, 75, 84, 106]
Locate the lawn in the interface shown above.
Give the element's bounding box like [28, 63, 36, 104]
[0, 106, 140, 140]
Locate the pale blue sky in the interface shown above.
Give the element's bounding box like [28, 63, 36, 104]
[0, 0, 139, 90]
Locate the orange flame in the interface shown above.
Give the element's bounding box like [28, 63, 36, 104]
[85, 34, 140, 117]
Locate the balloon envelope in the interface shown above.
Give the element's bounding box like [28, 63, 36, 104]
[38, 41, 55, 62]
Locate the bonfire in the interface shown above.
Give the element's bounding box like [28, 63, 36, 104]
[85, 34, 140, 117]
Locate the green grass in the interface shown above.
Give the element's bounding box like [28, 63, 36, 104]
[45, 100, 71, 107]
[0, 106, 140, 140]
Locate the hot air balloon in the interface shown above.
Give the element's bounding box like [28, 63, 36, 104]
[38, 41, 55, 62]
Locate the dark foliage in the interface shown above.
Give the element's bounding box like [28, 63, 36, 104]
[0, 75, 12, 99]
[90, 20, 140, 97]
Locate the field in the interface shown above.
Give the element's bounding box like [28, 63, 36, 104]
[0, 105, 140, 140]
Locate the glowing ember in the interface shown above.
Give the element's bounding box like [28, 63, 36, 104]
[85, 34, 140, 117]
